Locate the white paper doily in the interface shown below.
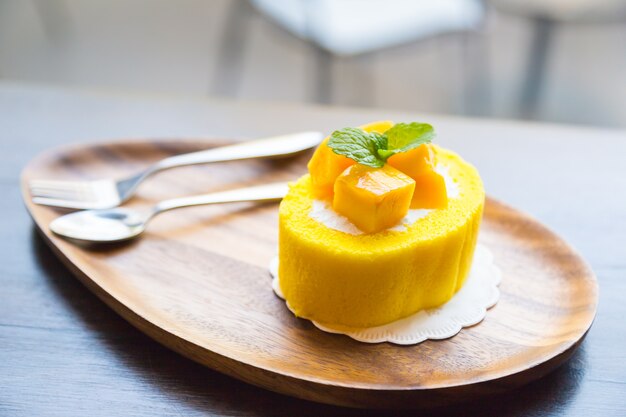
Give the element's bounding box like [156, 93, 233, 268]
[270, 244, 501, 345]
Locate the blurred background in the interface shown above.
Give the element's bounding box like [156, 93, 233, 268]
[1, 0, 625, 128]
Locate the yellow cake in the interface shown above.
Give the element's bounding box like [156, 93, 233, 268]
[278, 125, 485, 328]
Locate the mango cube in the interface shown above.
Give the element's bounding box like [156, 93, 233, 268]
[307, 121, 395, 200]
[411, 170, 448, 209]
[359, 120, 394, 135]
[388, 144, 448, 209]
[387, 144, 436, 179]
[307, 138, 355, 199]
[333, 164, 415, 234]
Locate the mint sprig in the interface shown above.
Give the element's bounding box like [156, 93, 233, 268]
[327, 122, 434, 168]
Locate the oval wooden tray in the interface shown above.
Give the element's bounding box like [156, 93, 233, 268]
[21, 138, 598, 409]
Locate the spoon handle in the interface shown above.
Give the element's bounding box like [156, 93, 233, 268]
[150, 182, 290, 218]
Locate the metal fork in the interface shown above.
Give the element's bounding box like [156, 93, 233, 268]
[29, 131, 322, 209]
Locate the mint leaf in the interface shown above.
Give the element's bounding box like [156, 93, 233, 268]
[328, 128, 385, 168]
[384, 122, 434, 156]
[370, 132, 387, 151]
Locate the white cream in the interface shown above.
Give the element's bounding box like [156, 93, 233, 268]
[309, 165, 459, 235]
[310, 200, 364, 235]
[435, 164, 460, 199]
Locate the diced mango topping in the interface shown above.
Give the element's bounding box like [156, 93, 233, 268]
[307, 121, 394, 199]
[387, 144, 436, 179]
[333, 164, 415, 234]
[309, 121, 449, 228]
[410, 169, 448, 209]
[307, 138, 355, 199]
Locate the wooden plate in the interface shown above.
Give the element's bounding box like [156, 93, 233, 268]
[21, 138, 598, 409]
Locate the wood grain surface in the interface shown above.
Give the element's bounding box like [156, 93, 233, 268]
[3, 83, 626, 416]
[20, 138, 598, 408]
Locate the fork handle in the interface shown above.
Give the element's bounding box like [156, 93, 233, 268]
[150, 182, 290, 218]
[150, 131, 322, 173]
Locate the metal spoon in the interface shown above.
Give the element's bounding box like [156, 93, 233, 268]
[49, 182, 289, 244]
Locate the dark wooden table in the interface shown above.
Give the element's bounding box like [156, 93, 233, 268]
[2, 82, 625, 416]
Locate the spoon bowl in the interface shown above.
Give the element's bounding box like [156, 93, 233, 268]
[50, 208, 147, 243]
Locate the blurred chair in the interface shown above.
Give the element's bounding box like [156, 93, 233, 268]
[489, 0, 626, 118]
[214, 0, 485, 107]
[250, 0, 484, 55]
